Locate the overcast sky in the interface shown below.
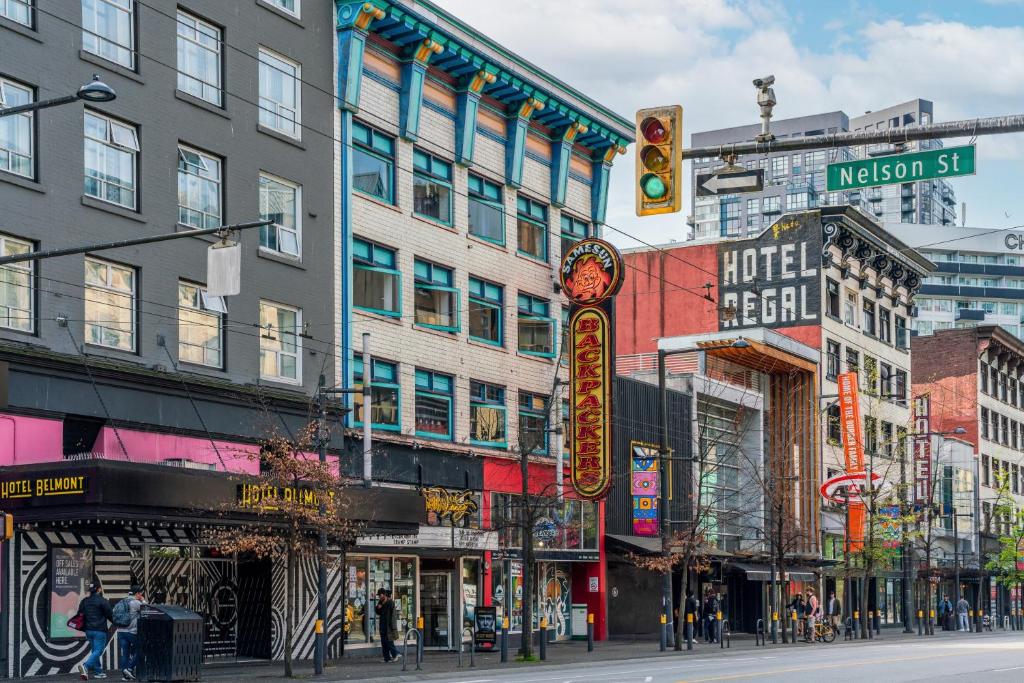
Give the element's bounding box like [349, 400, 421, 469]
[433, 0, 1024, 250]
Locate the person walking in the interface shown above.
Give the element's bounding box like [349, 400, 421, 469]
[943, 596, 954, 632]
[684, 589, 699, 642]
[956, 595, 970, 632]
[826, 591, 841, 628]
[703, 590, 719, 643]
[76, 583, 113, 680]
[805, 588, 819, 642]
[113, 586, 145, 681]
[374, 588, 400, 663]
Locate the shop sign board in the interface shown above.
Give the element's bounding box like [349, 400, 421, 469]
[631, 443, 659, 536]
[237, 483, 332, 509]
[422, 486, 479, 527]
[1, 475, 87, 502]
[357, 525, 498, 550]
[837, 372, 866, 550]
[49, 547, 93, 639]
[560, 237, 625, 501]
[474, 606, 497, 651]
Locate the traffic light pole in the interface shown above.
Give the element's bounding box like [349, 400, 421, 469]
[679, 114, 1024, 160]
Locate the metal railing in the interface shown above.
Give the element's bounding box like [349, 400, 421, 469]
[458, 626, 475, 668]
[401, 628, 422, 672]
[755, 618, 766, 646]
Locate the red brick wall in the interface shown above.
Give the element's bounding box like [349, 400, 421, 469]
[911, 330, 979, 452]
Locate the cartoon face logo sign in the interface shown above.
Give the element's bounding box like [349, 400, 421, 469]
[559, 238, 624, 306]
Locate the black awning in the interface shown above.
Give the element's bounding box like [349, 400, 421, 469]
[606, 533, 661, 555]
[787, 568, 818, 582]
[731, 562, 772, 581]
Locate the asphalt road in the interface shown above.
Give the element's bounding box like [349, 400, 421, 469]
[391, 632, 1024, 683]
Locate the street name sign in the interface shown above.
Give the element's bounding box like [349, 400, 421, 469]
[826, 144, 975, 192]
[696, 167, 764, 196]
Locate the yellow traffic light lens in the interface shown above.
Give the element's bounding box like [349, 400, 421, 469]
[641, 145, 670, 173]
[640, 117, 669, 144]
[640, 173, 667, 200]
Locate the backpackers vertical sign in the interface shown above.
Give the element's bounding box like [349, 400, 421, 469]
[560, 238, 625, 500]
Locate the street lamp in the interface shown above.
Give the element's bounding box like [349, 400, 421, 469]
[657, 337, 749, 648]
[0, 75, 115, 117]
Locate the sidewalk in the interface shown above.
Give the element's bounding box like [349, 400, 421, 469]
[32, 628, 1017, 683]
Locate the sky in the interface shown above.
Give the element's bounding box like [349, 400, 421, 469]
[432, 0, 1024, 250]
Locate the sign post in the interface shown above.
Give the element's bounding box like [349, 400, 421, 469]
[826, 145, 975, 192]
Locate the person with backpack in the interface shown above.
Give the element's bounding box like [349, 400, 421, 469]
[114, 586, 145, 681]
[76, 583, 113, 680]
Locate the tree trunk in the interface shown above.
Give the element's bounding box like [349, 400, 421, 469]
[285, 543, 295, 678]
[860, 569, 870, 639]
[674, 553, 691, 650]
[778, 558, 788, 644]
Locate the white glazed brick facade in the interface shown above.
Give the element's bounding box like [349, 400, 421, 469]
[339, 66, 596, 459]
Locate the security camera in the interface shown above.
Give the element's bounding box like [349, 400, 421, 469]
[753, 75, 775, 88]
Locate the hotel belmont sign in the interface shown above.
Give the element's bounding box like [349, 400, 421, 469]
[560, 238, 624, 500]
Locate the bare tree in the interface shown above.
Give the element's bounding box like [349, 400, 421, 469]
[985, 470, 1024, 622]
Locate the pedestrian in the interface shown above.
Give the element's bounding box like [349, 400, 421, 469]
[113, 586, 145, 681]
[789, 593, 805, 638]
[826, 591, 841, 628]
[684, 589, 699, 641]
[703, 590, 719, 643]
[374, 588, 400, 663]
[943, 596, 954, 631]
[805, 588, 819, 642]
[956, 595, 970, 632]
[76, 583, 113, 680]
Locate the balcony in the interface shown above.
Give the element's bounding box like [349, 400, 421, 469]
[956, 308, 986, 321]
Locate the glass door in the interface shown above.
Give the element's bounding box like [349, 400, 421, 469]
[421, 572, 451, 649]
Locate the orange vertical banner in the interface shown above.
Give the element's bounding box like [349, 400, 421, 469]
[837, 372, 866, 550]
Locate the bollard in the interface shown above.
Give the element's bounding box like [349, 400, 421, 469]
[500, 616, 509, 663]
[845, 617, 853, 641]
[929, 610, 936, 636]
[720, 619, 730, 649]
[771, 612, 778, 644]
[968, 609, 974, 633]
[660, 614, 667, 652]
[868, 611, 875, 639]
[417, 615, 425, 664]
[716, 611, 723, 645]
[539, 617, 548, 661]
[458, 627, 475, 668]
[686, 613, 694, 650]
[587, 613, 595, 652]
[853, 610, 860, 639]
[755, 618, 765, 646]
[791, 611, 797, 644]
[917, 610, 923, 636]
[402, 628, 421, 672]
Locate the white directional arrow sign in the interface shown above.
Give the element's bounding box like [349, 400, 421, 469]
[696, 168, 764, 196]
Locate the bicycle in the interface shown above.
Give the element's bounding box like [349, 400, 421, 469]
[813, 620, 837, 643]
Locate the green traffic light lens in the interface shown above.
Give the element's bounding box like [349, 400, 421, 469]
[641, 145, 670, 173]
[640, 173, 667, 200]
[641, 117, 669, 144]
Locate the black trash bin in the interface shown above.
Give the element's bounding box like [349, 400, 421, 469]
[137, 604, 204, 682]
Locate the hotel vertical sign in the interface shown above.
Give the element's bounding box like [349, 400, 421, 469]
[560, 238, 624, 500]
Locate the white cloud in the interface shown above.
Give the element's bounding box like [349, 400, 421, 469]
[430, 1, 1024, 240]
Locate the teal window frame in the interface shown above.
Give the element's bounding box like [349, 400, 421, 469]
[517, 293, 555, 358]
[516, 196, 548, 262]
[519, 391, 549, 455]
[412, 148, 453, 226]
[352, 120, 395, 204]
[353, 354, 401, 432]
[468, 276, 503, 346]
[468, 174, 505, 245]
[559, 305, 570, 367]
[470, 380, 507, 448]
[414, 259, 460, 333]
[559, 213, 589, 259]
[353, 237, 401, 317]
[415, 369, 454, 441]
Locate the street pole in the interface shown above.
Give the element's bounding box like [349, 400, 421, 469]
[901, 442, 914, 632]
[362, 332, 372, 488]
[315, 374, 328, 675]
[657, 350, 675, 648]
[954, 505, 960, 607]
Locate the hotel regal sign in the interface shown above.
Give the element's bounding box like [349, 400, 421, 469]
[560, 238, 624, 500]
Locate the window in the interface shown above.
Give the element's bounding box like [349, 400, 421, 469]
[259, 301, 301, 383]
[827, 403, 841, 443]
[1013, 421, 1019, 451]
[519, 391, 548, 454]
[878, 307, 891, 343]
[846, 348, 859, 377]
[771, 155, 788, 179]
[84, 257, 135, 351]
[468, 277, 502, 346]
[981, 407, 989, 440]
[82, 0, 135, 69]
[786, 192, 808, 210]
[0, 235, 33, 332]
[84, 111, 138, 209]
[412, 149, 452, 225]
[843, 289, 857, 326]
[1000, 373, 1008, 402]
[470, 381, 506, 447]
[176, 11, 222, 106]
[177, 146, 222, 229]
[0, 77, 33, 178]
[353, 355, 399, 430]
[1002, 415, 1010, 446]
[863, 356, 877, 394]
[517, 196, 548, 261]
[862, 298, 876, 336]
[981, 362, 989, 393]
[258, 48, 300, 138]
[763, 196, 780, 213]
[468, 174, 504, 244]
[415, 369, 453, 440]
[826, 340, 840, 379]
[353, 238, 399, 317]
[1014, 465, 1020, 495]
[414, 259, 458, 332]
[352, 121, 394, 203]
[1011, 379, 1018, 407]
[560, 214, 589, 259]
[177, 281, 224, 368]
[825, 279, 840, 318]
[880, 362, 892, 398]
[864, 416, 877, 455]
[265, 0, 299, 17]
[895, 315, 908, 348]
[983, 455, 991, 487]
[1, 0, 31, 26]
[259, 173, 301, 257]
[880, 421, 893, 458]
[894, 370, 907, 402]
[517, 293, 554, 357]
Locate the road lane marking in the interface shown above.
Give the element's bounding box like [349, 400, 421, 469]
[994, 666, 1024, 672]
[675, 650, 965, 682]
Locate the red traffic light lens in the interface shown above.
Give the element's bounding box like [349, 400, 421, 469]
[640, 117, 669, 144]
[641, 145, 670, 173]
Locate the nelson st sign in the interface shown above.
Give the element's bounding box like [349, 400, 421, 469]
[560, 238, 625, 500]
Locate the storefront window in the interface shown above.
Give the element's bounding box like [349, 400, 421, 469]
[393, 558, 416, 635]
[491, 560, 506, 624]
[510, 561, 524, 633]
[346, 555, 416, 645]
[367, 557, 391, 637]
[344, 558, 368, 644]
[462, 559, 480, 630]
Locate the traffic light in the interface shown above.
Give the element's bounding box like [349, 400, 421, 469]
[2, 513, 12, 542]
[635, 105, 683, 216]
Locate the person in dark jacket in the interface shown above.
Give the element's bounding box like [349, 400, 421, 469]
[683, 590, 699, 640]
[703, 590, 719, 643]
[76, 583, 113, 680]
[374, 588, 400, 662]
